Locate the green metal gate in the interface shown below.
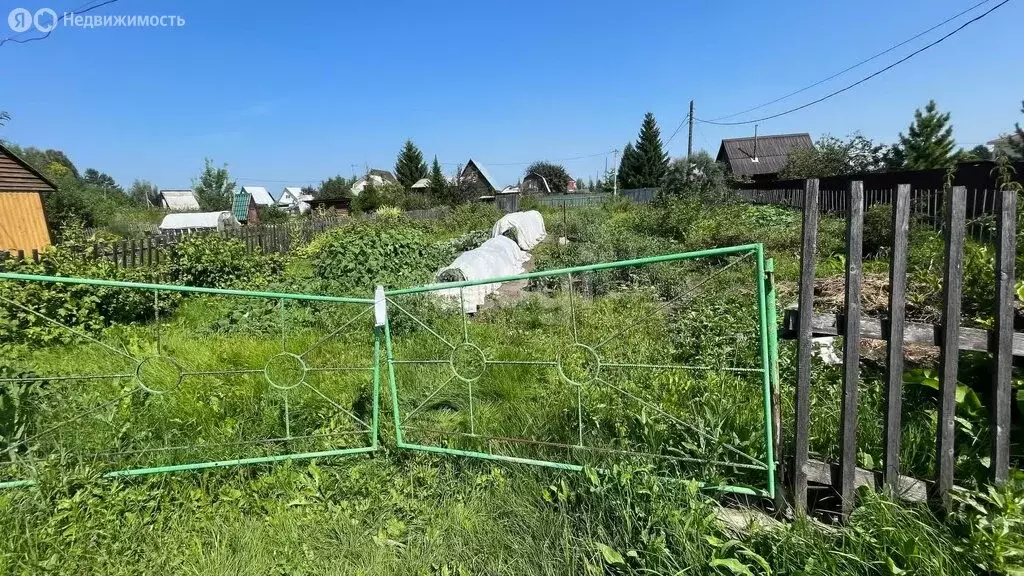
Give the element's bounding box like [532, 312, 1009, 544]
[0, 273, 380, 488]
[383, 244, 778, 498]
[0, 243, 778, 496]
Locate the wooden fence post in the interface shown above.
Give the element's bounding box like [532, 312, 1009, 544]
[935, 185, 966, 509]
[129, 240, 136, 268]
[883, 185, 912, 490]
[990, 186, 1016, 485]
[793, 178, 819, 515]
[839, 181, 864, 518]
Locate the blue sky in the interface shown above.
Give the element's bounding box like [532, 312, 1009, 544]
[0, 0, 1021, 190]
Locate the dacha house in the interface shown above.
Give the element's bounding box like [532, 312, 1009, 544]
[0, 142, 56, 255]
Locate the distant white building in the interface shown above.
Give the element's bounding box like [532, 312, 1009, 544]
[410, 178, 430, 192]
[277, 186, 302, 208]
[278, 186, 314, 214]
[240, 185, 276, 207]
[158, 211, 240, 232]
[351, 169, 398, 196]
[158, 189, 201, 211]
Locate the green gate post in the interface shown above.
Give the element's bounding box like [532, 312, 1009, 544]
[765, 258, 782, 506]
[755, 246, 777, 500]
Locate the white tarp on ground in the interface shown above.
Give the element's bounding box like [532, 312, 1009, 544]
[159, 211, 240, 231]
[491, 210, 546, 251]
[435, 236, 530, 313]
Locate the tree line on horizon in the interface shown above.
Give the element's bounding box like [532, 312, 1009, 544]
[1, 98, 1022, 236]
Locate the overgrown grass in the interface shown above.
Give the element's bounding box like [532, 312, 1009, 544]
[0, 198, 1021, 575]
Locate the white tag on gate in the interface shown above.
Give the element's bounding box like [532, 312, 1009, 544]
[374, 285, 387, 328]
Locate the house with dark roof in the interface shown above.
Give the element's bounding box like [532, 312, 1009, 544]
[459, 159, 498, 195]
[351, 169, 398, 195]
[521, 172, 552, 195]
[716, 133, 813, 181]
[232, 191, 259, 225]
[0, 142, 55, 253]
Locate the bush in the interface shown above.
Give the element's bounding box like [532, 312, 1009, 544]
[519, 195, 541, 212]
[168, 234, 284, 290]
[257, 205, 290, 224]
[863, 203, 893, 257]
[375, 205, 403, 219]
[0, 225, 180, 345]
[309, 219, 448, 292]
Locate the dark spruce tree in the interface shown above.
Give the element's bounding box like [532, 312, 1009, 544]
[618, 113, 669, 189]
[617, 142, 641, 189]
[394, 139, 428, 188]
[634, 112, 669, 187]
[428, 156, 448, 203]
[898, 100, 957, 170]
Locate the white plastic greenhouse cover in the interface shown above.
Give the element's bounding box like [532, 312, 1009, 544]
[435, 236, 530, 313]
[491, 210, 546, 251]
[158, 211, 239, 231]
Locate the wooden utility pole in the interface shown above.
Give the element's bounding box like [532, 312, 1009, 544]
[687, 100, 695, 159]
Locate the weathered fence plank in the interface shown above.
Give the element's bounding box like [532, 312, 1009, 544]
[991, 186, 1016, 485]
[782, 311, 1024, 356]
[839, 181, 863, 518]
[883, 184, 911, 488]
[793, 178, 819, 515]
[936, 186, 966, 508]
[801, 458, 929, 503]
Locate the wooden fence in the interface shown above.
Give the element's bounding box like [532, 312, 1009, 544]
[783, 178, 1018, 517]
[0, 216, 351, 268]
[530, 188, 659, 209]
[736, 186, 1001, 243]
[734, 161, 1024, 244]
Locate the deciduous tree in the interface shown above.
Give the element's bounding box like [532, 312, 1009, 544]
[662, 151, 728, 201]
[780, 133, 887, 178]
[128, 179, 160, 206]
[83, 168, 123, 195]
[192, 158, 236, 211]
[317, 175, 355, 200]
[524, 161, 571, 194]
[394, 139, 428, 188]
[961, 144, 993, 161]
[4, 144, 80, 179]
[898, 100, 957, 170]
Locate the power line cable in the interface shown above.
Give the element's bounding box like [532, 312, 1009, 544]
[0, 0, 121, 47]
[695, 0, 1009, 127]
[706, 0, 994, 122]
[664, 112, 690, 147]
[437, 150, 614, 167]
